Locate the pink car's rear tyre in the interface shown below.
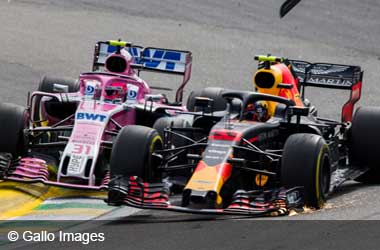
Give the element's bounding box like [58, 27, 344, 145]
[0, 103, 28, 157]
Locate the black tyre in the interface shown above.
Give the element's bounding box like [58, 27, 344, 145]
[153, 117, 192, 148]
[34, 76, 79, 122]
[38, 75, 79, 93]
[351, 107, 380, 183]
[110, 125, 163, 181]
[153, 117, 193, 176]
[186, 87, 227, 112]
[281, 133, 331, 208]
[0, 103, 28, 157]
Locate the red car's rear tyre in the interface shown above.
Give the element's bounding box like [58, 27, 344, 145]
[351, 106, 380, 183]
[186, 87, 227, 112]
[153, 117, 192, 148]
[153, 117, 192, 177]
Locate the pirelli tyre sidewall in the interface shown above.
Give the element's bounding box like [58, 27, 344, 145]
[281, 133, 331, 208]
[110, 125, 163, 182]
[0, 103, 28, 157]
[351, 106, 380, 183]
[186, 87, 227, 112]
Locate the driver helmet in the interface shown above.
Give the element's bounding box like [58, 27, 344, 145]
[245, 101, 270, 122]
[104, 82, 127, 103]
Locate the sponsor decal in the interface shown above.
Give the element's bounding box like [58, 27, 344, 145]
[256, 130, 279, 141]
[127, 89, 137, 99]
[84, 80, 100, 98]
[85, 85, 95, 96]
[67, 154, 83, 174]
[255, 174, 269, 187]
[310, 65, 350, 74]
[286, 189, 302, 205]
[72, 125, 100, 145]
[209, 143, 230, 148]
[76, 112, 107, 122]
[308, 77, 352, 87]
[126, 84, 139, 103]
[203, 140, 232, 166]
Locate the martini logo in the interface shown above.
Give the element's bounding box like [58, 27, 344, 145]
[76, 112, 107, 122]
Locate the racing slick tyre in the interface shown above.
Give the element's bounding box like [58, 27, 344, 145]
[351, 107, 380, 183]
[186, 87, 227, 112]
[108, 126, 163, 205]
[33, 75, 79, 121]
[0, 103, 28, 157]
[281, 133, 331, 208]
[153, 117, 192, 149]
[110, 125, 163, 181]
[153, 117, 192, 180]
[38, 75, 79, 93]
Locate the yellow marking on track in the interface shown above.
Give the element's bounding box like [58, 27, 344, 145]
[0, 181, 106, 220]
[0, 181, 50, 220]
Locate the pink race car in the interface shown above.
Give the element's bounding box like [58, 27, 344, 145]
[0, 40, 192, 190]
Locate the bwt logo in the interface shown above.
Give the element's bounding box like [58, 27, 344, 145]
[76, 112, 107, 122]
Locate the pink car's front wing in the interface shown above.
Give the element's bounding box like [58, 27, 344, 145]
[1, 156, 109, 190]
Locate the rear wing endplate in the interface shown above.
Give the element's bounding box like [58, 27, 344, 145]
[92, 41, 192, 103]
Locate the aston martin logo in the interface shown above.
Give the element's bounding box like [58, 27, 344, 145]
[308, 77, 352, 87]
[310, 65, 350, 75]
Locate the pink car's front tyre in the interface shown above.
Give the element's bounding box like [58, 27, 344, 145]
[110, 125, 163, 182]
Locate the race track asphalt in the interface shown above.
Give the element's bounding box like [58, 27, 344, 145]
[1, 0, 380, 249]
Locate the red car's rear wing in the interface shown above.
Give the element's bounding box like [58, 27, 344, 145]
[92, 40, 192, 103]
[288, 60, 363, 122]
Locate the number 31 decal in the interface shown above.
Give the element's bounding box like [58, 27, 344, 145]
[72, 144, 92, 155]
